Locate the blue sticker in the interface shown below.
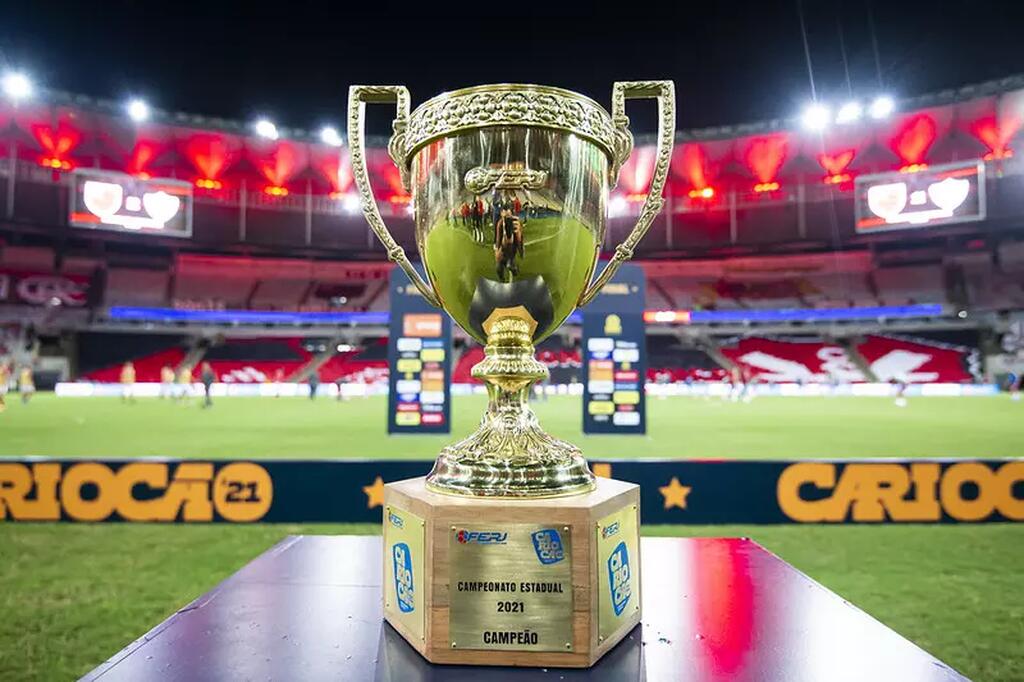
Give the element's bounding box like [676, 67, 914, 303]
[530, 529, 565, 565]
[607, 541, 631, 616]
[392, 542, 414, 613]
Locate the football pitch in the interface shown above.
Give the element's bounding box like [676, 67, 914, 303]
[1, 393, 1022, 681]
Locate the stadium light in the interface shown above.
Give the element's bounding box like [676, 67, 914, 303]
[835, 101, 862, 125]
[254, 119, 279, 140]
[320, 126, 343, 147]
[869, 96, 895, 119]
[126, 98, 150, 122]
[342, 193, 361, 214]
[609, 194, 628, 217]
[1, 71, 32, 100]
[801, 103, 830, 131]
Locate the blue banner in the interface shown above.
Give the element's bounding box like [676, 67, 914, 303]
[581, 263, 647, 434]
[386, 268, 452, 434]
[1, 458, 1020, 524]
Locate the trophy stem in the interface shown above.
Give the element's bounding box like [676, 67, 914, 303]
[425, 317, 596, 498]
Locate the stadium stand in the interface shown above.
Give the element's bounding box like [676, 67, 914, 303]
[647, 337, 726, 382]
[317, 338, 388, 383]
[873, 265, 947, 305]
[854, 334, 977, 383]
[78, 332, 187, 382]
[201, 338, 311, 383]
[718, 336, 866, 383]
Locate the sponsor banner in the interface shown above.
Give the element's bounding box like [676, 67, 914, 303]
[0, 269, 91, 307]
[582, 263, 647, 435]
[387, 267, 452, 434]
[1, 458, 1020, 524]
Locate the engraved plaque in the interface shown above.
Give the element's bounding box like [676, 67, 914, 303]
[449, 523, 573, 651]
[383, 505, 426, 643]
[596, 504, 640, 642]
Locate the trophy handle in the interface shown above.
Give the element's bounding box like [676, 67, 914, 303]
[578, 80, 676, 307]
[348, 85, 441, 307]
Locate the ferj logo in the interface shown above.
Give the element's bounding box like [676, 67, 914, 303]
[387, 511, 404, 529]
[455, 529, 508, 544]
[392, 542, 415, 613]
[607, 541, 631, 616]
[601, 521, 620, 539]
[530, 528, 565, 564]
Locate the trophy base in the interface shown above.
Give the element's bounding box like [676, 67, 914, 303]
[382, 476, 641, 668]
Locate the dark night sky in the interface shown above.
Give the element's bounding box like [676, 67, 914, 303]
[2, 1, 1023, 135]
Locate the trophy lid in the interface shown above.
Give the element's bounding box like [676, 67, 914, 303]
[401, 83, 624, 169]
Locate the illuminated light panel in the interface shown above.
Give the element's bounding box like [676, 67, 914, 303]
[40, 157, 72, 171]
[753, 182, 780, 193]
[899, 163, 929, 174]
[983, 148, 1013, 161]
[263, 185, 289, 197]
[608, 194, 628, 217]
[824, 173, 852, 185]
[625, 192, 647, 202]
[389, 194, 411, 204]
[341, 193, 361, 213]
[891, 114, 936, 167]
[195, 178, 223, 190]
[643, 310, 692, 324]
[688, 186, 715, 200]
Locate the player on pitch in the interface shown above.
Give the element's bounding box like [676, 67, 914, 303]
[120, 361, 136, 403]
[0, 361, 9, 412]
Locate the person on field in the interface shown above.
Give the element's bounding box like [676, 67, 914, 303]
[308, 369, 321, 400]
[494, 208, 524, 281]
[893, 377, 909, 408]
[18, 366, 34, 404]
[176, 364, 193, 401]
[200, 362, 215, 409]
[120, 361, 136, 403]
[0, 361, 9, 412]
[159, 364, 175, 399]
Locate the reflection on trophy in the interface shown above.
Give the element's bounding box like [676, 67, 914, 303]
[350, 81, 675, 667]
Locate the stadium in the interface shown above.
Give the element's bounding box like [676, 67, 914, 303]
[1, 6, 1023, 681]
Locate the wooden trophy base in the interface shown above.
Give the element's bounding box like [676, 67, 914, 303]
[381, 476, 641, 668]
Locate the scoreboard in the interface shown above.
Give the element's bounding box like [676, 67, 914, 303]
[387, 268, 451, 434]
[69, 169, 193, 237]
[855, 160, 985, 233]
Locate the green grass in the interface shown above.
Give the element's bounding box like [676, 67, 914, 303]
[1, 523, 1021, 681]
[1, 393, 1023, 680]
[2, 393, 1022, 459]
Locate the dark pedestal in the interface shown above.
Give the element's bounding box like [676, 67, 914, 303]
[83, 535, 966, 682]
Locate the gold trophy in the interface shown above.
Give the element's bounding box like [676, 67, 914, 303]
[350, 81, 674, 667]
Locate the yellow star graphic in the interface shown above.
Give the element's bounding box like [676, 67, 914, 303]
[363, 476, 386, 509]
[659, 477, 692, 510]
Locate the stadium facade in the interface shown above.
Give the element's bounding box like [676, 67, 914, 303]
[0, 76, 1022, 390]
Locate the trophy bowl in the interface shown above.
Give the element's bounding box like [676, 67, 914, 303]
[349, 81, 675, 498]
